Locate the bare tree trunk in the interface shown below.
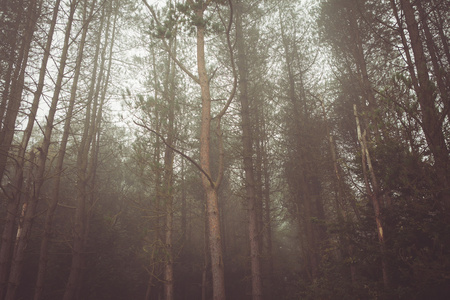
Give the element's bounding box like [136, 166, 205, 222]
[321, 100, 358, 285]
[1, 0, 61, 298]
[0, 0, 39, 182]
[202, 204, 210, 300]
[261, 125, 274, 295]
[0, 0, 38, 295]
[346, 4, 382, 142]
[0, 0, 24, 129]
[33, 1, 89, 298]
[416, 2, 449, 117]
[279, 9, 321, 281]
[163, 25, 176, 300]
[193, 4, 229, 299]
[354, 104, 389, 288]
[235, 2, 262, 299]
[146, 1, 237, 298]
[63, 1, 100, 299]
[399, 0, 450, 206]
[5, 1, 75, 298]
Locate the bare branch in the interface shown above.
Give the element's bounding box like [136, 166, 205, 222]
[213, 0, 237, 120]
[133, 120, 216, 188]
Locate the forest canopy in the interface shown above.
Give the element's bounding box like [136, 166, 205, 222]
[0, 0, 449, 299]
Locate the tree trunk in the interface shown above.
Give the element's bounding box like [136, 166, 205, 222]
[6, 2, 77, 299]
[262, 153, 274, 293]
[163, 25, 176, 300]
[0, 0, 25, 130]
[33, 0, 88, 298]
[0, 0, 37, 295]
[279, 9, 321, 281]
[0, 0, 38, 182]
[346, 4, 382, 141]
[354, 104, 389, 288]
[63, 1, 100, 299]
[321, 100, 358, 285]
[400, 0, 450, 205]
[235, 2, 262, 299]
[202, 208, 209, 300]
[416, 1, 449, 118]
[194, 5, 226, 300]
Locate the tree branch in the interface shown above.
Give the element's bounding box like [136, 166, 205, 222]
[133, 120, 216, 188]
[213, 0, 237, 120]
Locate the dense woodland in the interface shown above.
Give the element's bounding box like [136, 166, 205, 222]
[0, 0, 449, 299]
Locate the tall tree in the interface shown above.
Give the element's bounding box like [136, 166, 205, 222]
[0, 0, 40, 182]
[234, 1, 262, 299]
[396, 0, 449, 206]
[1, 1, 66, 299]
[63, 0, 109, 298]
[0, 0, 49, 296]
[279, 5, 327, 283]
[161, 14, 177, 300]
[33, 0, 88, 297]
[145, 1, 237, 298]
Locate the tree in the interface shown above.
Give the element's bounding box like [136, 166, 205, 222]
[395, 0, 449, 206]
[144, 1, 237, 298]
[0, 0, 50, 296]
[0, 0, 40, 183]
[234, 1, 263, 298]
[63, 0, 116, 298]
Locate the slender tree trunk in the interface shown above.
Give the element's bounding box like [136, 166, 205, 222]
[0, 0, 37, 295]
[0, 0, 39, 182]
[76, 26, 111, 298]
[321, 100, 358, 285]
[144, 31, 164, 300]
[2, 0, 61, 298]
[354, 104, 389, 288]
[147, 1, 234, 298]
[346, 4, 382, 141]
[201, 206, 209, 300]
[416, 2, 448, 114]
[399, 0, 450, 205]
[0, 0, 24, 130]
[259, 103, 274, 296]
[63, 1, 100, 299]
[5, 1, 75, 298]
[33, 1, 89, 298]
[279, 9, 321, 281]
[235, 2, 262, 299]
[163, 26, 176, 300]
[194, 5, 226, 299]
